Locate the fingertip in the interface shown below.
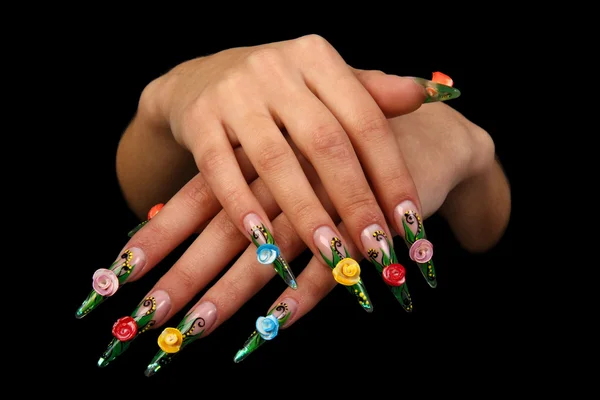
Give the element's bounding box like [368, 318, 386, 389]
[359, 73, 426, 117]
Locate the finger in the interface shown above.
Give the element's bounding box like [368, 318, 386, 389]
[232, 221, 412, 362]
[301, 46, 439, 290]
[254, 69, 401, 302]
[188, 114, 298, 289]
[143, 204, 313, 376]
[352, 67, 461, 107]
[225, 95, 374, 311]
[351, 68, 427, 117]
[75, 147, 257, 319]
[96, 173, 292, 367]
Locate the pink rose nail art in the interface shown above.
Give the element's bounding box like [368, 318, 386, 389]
[92, 268, 119, 296]
[409, 239, 433, 264]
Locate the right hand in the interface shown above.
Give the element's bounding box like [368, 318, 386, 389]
[83, 97, 509, 373]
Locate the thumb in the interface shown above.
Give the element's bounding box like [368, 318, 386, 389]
[351, 68, 426, 118]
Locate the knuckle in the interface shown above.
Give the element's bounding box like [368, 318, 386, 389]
[303, 264, 335, 299]
[220, 272, 243, 306]
[270, 218, 300, 254]
[309, 125, 351, 158]
[213, 213, 242, 242]
[469, 126, 496, 174]
[138, 76, 165, 116]
[179, 97, 211, 147]
[289, 198, 315, 223]
[214, 68, 246, 97]
[182, 177, 215, 210]
[198, 146, 227, 176]
[342, 192, 381, 225]
[295, 34, 331, 51]
[245, 48, 285, 73]
[221, 183, 246, 212]
[256, 140, 291, 173]
[172, 264, 198, 292]
[355, 111, 389, 142]
[134, 221, 173, 251]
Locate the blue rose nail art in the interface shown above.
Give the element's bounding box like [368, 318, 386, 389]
[255, 314, 279, 340]
[256, 244, 280, 265]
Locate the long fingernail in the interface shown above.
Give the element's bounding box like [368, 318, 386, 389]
[244, 213, 298, 290]
[233, 298, 298, 363]
[314, 226, 373, 312]
[97, 289, 171, 368]
[127, 203, 164, 237]
[410, 72, 460, 103]
[361, 225, 413, 312]
[144, 301, 217, 377]
[394, 201, 437, 288]
[75, 247, 147, 318]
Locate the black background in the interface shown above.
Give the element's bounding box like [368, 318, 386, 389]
[54, 20, 521, 395]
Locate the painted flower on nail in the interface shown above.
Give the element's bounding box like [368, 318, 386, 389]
[157, 327, 183, 353]
[256, 315, 279, 340]
[147, 203, 164, 220]
[92, 268, 119, 296]
[112, 316, 138, 341]
[256, 244, 280, 265]
[332, 258, 361, 286]
[382, 263, 407, 287]
[409, 239, 433, 263]
[432, 71, 453, 87]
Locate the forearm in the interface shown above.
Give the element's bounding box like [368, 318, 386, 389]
[439, 158, 511, 253]
[116, 111, 198, 220]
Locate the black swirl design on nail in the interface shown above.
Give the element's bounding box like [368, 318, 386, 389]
[373, 230, 386, 241]
[331, 237, 344, 259]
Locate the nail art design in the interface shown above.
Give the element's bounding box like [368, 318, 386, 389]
[145, 302, 217, 377]
[128, 203, 164, 237]
[394, 201, 437, 288]
[97, 290, 171, 367]
[361, 225, 413, 312]
[314, 226, 373, 312]
[233, 299, 297, 363]
[412, 71, 460, 103]
[245, 213, 297, 289]
[75, 248, 146, 318]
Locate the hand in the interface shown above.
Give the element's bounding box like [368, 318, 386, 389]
[115, 34, 461, 305]
[79, 98, 509, 373]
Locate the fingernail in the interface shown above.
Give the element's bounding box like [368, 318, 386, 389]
[244, 213, 298, 290]
[410, 72, 461, 103]
[314, 226, 373, 312]
[144, 301, 217, 377]
[97, 290, 171, 368]
[394, 201, 437, 288]
[233, 298, 298, 363]
[128, 203, 164, 237]
[361, 225, 413, 312]
[75, 247, 147, 318]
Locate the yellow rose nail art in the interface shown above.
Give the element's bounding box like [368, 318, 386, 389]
[332, 258, 361, 286]
[157, 327, 183, 353]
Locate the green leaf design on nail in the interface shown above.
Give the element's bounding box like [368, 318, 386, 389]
[402, 219, 417, 244]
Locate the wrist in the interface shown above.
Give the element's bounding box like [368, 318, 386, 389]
[439, 159, 511, 253]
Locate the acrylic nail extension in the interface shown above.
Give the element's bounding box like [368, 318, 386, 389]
[144, 302, 217, 377]
[410, 71, 461, 103]
[127, 203, 164, 237]
[244, 213, 298, 289]
[394, 201, 437, 288]
[314, 226, 373, 312]
[98, 290, 172, 368]
[233, 298, 298, 363]
[361, 225, 413, 312]
[75, 247, 147, 318]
